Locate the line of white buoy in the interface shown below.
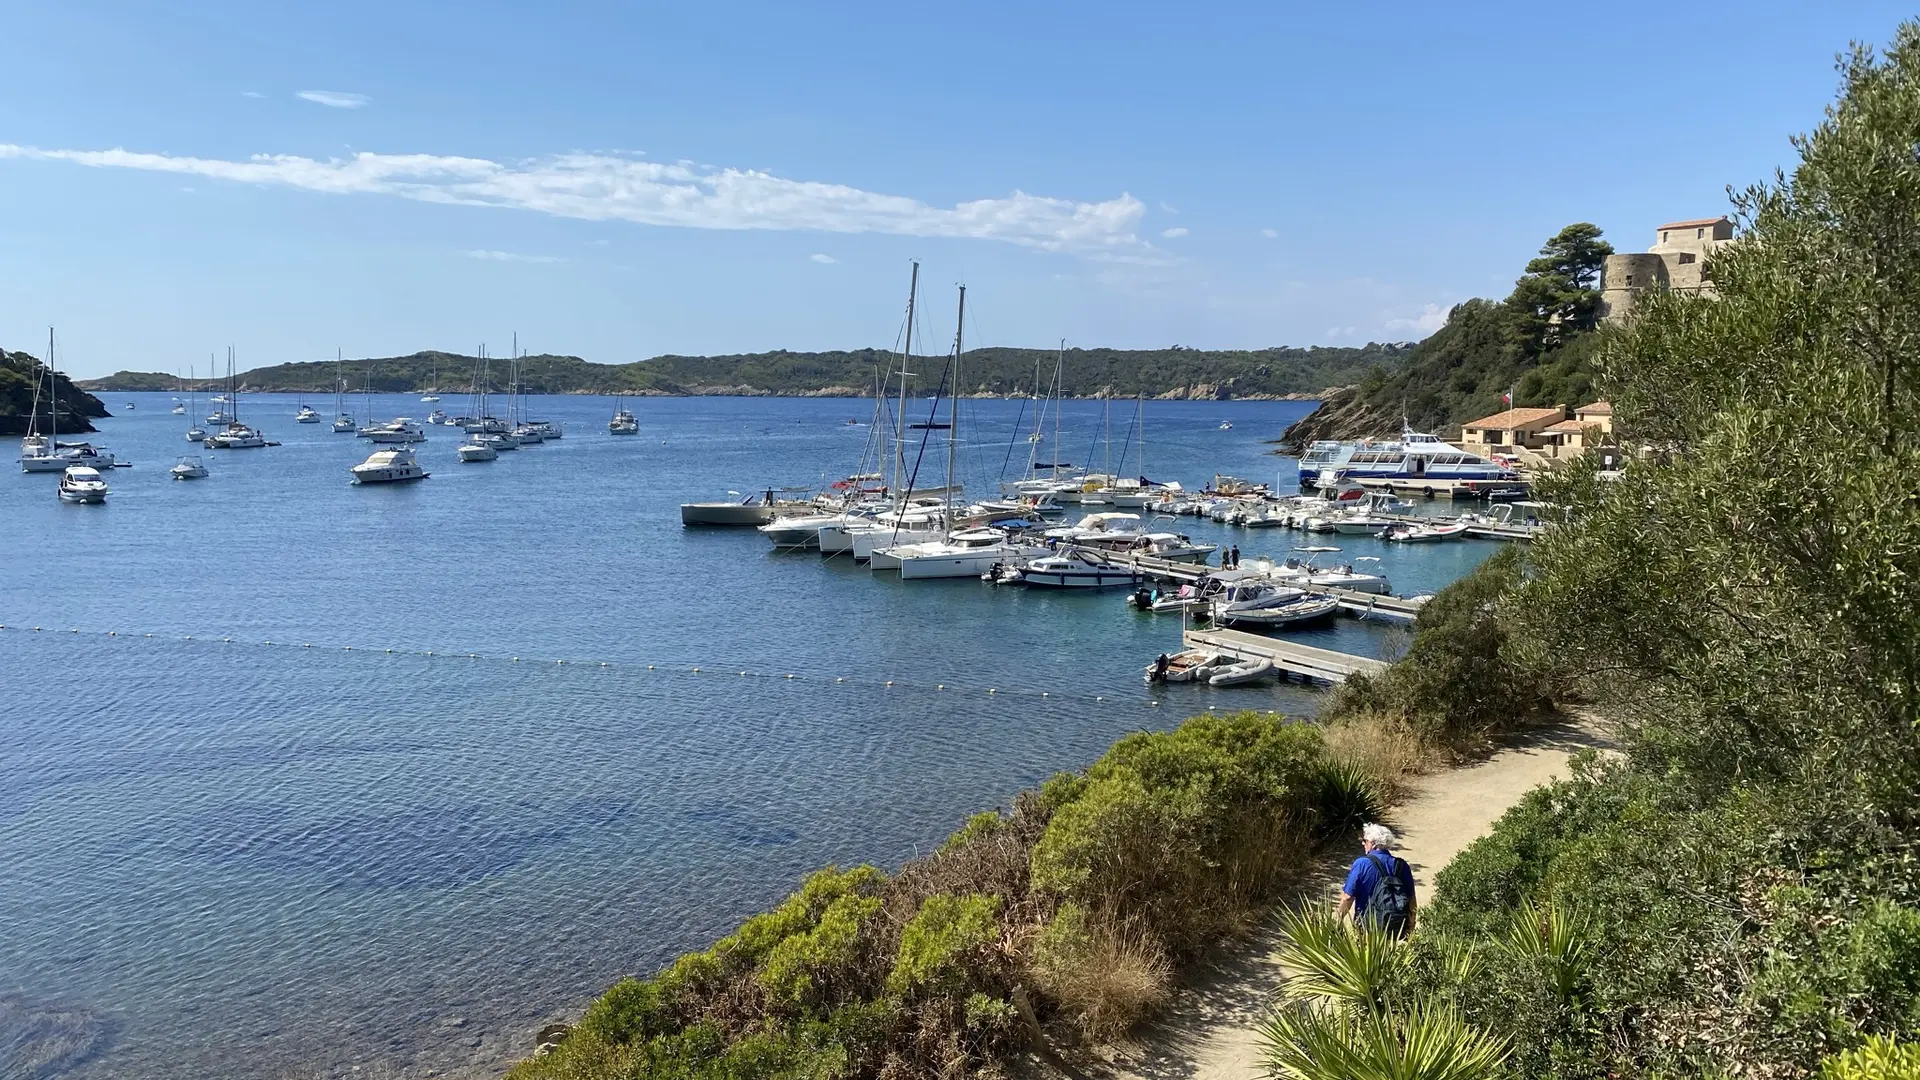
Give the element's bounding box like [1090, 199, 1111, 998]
[0, 621, 1182, 708]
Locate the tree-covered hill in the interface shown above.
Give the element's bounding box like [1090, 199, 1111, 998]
[0, 350, 109, 435]
[1277, 223, 1613, 451]
[77, 342, 1413, 400]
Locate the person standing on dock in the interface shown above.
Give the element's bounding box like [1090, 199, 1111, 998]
[1335, 823, 1416, 938]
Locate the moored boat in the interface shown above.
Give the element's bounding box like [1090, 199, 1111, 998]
[170, 455, 209, 480]
[57, 465, 109, 503]
[350, 446, 429, 484]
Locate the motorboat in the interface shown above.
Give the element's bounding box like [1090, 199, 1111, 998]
[426, 409, 449, 426]
[1218, 421, 1233, 431]
[1210, 580, 1339, 629]
[210, 394, 228, 404]
[1145, 650, 1230, 684]
[171, 402, 185, 415]
[295, 404, 321, 424]
[361, 418, 427, 444]
[1297, 427, 1519, 491]
[170, 455, 209, 480]
[758, 512, 847, 550]
[512, 423, 546, 445]
[420, 393, 440, 403]
[1383, 521, 1468, 543]
[609, 409, 639, 435]
[206, 423, 266, 449]
[457, 437, 498, 463]
[1246, 548, 1392, 595]
[1208, 657, 1275, 686]
[1008, 549, 1141, 588]
[206, 410, 231, 424]
[350, 446, 429, 484]
[681, 495, 779, 527]
[529, 420, 562, 440]
[57, 465, 109, 503]
[1128, 584, 1211, 615]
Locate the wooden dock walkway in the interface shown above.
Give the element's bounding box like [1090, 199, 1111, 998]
[1181, 627, 1389, 683]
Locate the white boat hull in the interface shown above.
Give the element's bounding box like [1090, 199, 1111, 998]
[1209, 658, 1276, 686]
[850, 525, 942, 561]
[896, 544, 1048, 580]
[681, 502, 776, 526]
[351, 465, 428, 483]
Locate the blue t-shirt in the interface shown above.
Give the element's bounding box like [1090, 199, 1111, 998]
[1344, 847, 1415, 920]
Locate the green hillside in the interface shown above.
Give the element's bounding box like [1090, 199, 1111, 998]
[0, 350, 109, 434]
[1277, 223, 1614, 450]
[79, 342, 1412, 400]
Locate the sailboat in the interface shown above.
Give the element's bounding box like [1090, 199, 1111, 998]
[420, 361, 440, 403]
[171, 374, 186, 415]
[295, 373, 320, 423]
[207, 347, 267, 448]
[608, 391, 638, 434]
[186, 362, 207, 441]
[331, 349, 357, 432]
[20, 328, 117, 473]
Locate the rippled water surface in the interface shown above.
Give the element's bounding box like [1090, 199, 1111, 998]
[0, 393, 1497, 1078]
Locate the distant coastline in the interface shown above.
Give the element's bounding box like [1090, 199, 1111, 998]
[71, 343, 1405, 401]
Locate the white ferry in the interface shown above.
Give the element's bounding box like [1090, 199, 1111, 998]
[1296, 428, 1516, 490]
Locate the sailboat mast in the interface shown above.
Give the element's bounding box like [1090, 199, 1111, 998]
[946, 285, 964, 511]
[48, 327, 55, 446]
[893, 261, 919, 499]
[1052, 340, 1065, 480]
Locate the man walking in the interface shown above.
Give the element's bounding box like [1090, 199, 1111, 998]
[1335, 823, 1416, 937]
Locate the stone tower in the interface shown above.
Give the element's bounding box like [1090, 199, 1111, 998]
[1599, 216, 1735, 324]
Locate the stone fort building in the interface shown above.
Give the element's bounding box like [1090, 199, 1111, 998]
[1598, 215, 1734, 324]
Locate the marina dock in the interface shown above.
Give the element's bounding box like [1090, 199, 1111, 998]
[1181, 627, 1389, 683]
[1352, 477, 1528, 501]
[1110, 553, 1434, 623]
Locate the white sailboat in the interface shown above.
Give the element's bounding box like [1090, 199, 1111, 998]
[20, 329, 118, 473]
[205, 347, 266, 449]
[609, 392, 638, 434]
[331, 349, 357, 432]
[420, 362, 440, 403]
[186, 361, 208, 441]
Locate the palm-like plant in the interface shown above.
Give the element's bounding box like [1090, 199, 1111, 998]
[1271, 906, 1403, 1012]
[1257, 907, 1510, 1080]
[1258, 999, 1510, 1080]
[1498, 898, 1592, 1007]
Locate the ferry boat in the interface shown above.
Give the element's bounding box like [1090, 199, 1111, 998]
[1296, 428, 1517, 490]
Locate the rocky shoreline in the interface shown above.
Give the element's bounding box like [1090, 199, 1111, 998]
[1267, 385, 1399, 454]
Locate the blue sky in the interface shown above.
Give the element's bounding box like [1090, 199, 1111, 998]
[2, 1, 1910, 378]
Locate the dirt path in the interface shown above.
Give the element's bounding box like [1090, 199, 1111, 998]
[1104, 718, 1613, 1080]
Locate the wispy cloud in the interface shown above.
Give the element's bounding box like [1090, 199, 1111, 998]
[0, 143, 1145, 253]
[1161, 226, 1189, 239]
[463, 249, 565, 264]
[809, 253, 837, 264]
[1159, 201, 1179, 214]
[240, 91, 265, 99]
[296, 90, 370, 109]
[1260, 228, 1278, 239]
[1384, 302, 1450, 335]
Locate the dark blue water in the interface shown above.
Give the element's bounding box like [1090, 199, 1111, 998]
[0, 393, 1496, 1079]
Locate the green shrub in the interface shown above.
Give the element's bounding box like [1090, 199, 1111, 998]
[1822, 1037, 1920, 1080]
[887, 893, 1001, 997]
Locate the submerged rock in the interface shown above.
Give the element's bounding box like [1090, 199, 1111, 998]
[0, 992, 110, 1079]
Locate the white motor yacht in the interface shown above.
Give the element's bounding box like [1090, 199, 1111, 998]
[170, 455, 209, 480]
[1209, 580, 1339, 628]
[361, 418, 427, 444]
[457, 438, 499, 462]
[531, 420, 562, 440]
[512, 423, 546, 445]
[758, 512, 847, 550]
[295, 404, 321, 424]
[1009, 549, 1142, 588]
[57, 465, 109, 503]
[426, 409, 449, 426]
[609, 409, 639, 435]
[351, 446, 429, 484]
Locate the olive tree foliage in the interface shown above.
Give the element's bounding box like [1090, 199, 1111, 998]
[1515, 30, 1920, 812]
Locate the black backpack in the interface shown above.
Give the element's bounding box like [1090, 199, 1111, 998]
[1363, 850, 1412, 937]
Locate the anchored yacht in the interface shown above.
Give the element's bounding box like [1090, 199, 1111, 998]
[351, 447, 429, 484]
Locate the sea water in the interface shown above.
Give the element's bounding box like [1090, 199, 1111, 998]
[0, 394, 1496, 1078]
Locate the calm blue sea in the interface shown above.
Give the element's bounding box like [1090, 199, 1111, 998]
[0, 393, 1496, 1079]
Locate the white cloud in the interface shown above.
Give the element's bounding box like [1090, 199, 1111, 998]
[1384, 302, 1450, 335]
[240, 91, 265, 99]
[296, 90, 370, 109]
[1159, 201, 1179, 214]
[1260, 228, 1279, 239]
[463, 249, 565, 264]
[0, 142, 1146, 253]
[1161, 226, 1189, 239]
[809, 253, 837, 264]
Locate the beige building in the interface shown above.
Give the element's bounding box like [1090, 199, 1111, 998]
[1460, 406, 1566, 453]
[1533, 401, 1621, 464]
[1599, 216, 1735, 324]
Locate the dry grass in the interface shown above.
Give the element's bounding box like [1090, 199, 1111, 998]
[1322, 709, 1435, 802]
[1035, 928, 1173, 1042]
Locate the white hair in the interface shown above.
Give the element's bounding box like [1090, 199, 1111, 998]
[1362, 823, 1396, 848]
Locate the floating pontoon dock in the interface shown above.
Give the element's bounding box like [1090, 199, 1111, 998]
[1180, 627, 1389, 684]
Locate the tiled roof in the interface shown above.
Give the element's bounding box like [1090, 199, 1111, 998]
[1542, 419, 1592, 433]
[1463, 407, 1564, 430]
[1576, 400, 1612, 415]
[1657, 217, 1729, 230]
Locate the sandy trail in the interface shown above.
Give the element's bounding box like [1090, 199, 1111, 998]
[1103, 718, 1613, 1080]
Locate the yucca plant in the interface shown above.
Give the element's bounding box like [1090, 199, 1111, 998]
[1498, 897, 1592, 1006]
[1257, 998, 1510, 1080]
[1272, 906, 1403, 1013]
